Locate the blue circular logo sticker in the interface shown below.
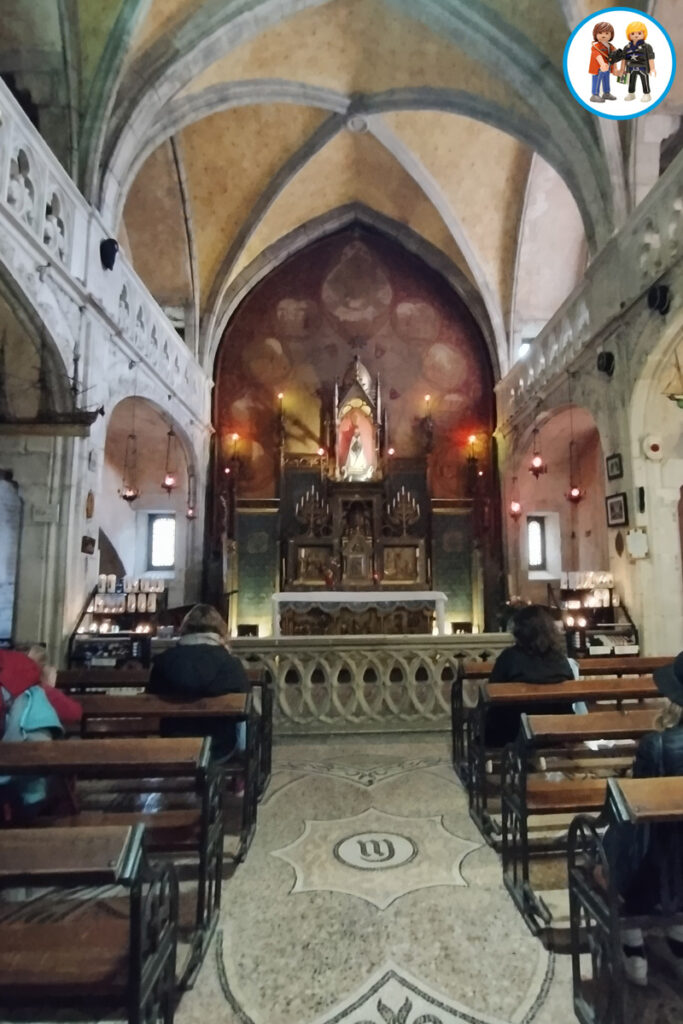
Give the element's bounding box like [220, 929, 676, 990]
[563, 7, 676, 119]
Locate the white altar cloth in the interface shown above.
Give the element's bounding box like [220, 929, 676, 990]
[272, 590, 448, 637]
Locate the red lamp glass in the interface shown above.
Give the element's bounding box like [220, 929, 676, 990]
[566, 485, 585, 504]
[509, 499, 522, 521]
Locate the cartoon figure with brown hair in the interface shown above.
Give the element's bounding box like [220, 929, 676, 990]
[589, 20, 617, 103]
[618, 20, 656, 103]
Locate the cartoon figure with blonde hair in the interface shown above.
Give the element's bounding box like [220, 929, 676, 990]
[618, 20, 656, 102]
[588, 21, 617, 103]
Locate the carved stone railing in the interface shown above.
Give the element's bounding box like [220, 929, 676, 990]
[0, 79, 208, 418]
[232, 634, 511, 734]
[496, 148, 683, 430]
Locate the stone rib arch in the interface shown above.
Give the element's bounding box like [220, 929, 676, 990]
[111, 79, 594, 251]
[0, 260, 75, 416]
[205, 203, 499, 379]
[97, 0, 611, 245]
[198, 110, 507, 376]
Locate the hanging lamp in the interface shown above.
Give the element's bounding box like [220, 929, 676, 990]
[565, 384, 585, 504]
[162, 426, 178, 494]
[119, 391, 140, 503]
[528, 425, 547, 478]
[509, 475, 522, 521]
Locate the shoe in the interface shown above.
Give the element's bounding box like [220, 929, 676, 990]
[602, 93, 617, 101]
[590, 95, 605, 103]
[641, 94, 652, 103]
[622, 946, 648, 987]
[625, 94, 636, 102]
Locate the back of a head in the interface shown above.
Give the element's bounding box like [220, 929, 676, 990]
[511, 605, 563, 658]
[179, 604, 228, 639]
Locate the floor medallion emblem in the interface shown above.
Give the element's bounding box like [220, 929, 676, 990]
[272, 807, 479, 909]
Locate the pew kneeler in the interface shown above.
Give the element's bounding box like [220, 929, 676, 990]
[0, 825, 178, 1024]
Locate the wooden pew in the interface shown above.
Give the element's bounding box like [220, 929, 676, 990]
[0, 825, 178, 1024]
[467, 678, 659, 838]
[0, 737, 220, 987]
[500, 708, 660, 935]
[568, 777, 683, 1024]
[451, 656, 670, 776]
[57, 665, 273, 796]
[76, 693, 258, 861]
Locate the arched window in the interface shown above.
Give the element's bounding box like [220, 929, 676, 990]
[527, 516, 546, 571]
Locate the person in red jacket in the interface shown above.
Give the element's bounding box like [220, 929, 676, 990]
[25, 644, 82, 727]
[0, 648, 82, 728]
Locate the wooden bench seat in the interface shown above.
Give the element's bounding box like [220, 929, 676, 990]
[467, 682, 659, 840]
[0, 737, 220, 988]
[0, 918, 130, 997]
[450, 656, 666, 781]
[500, 708, 661, 936]
[57, 665, 273, 795]
[0, 825, 177, 1023]
[568, 777, 683, 1024]
[526, 777, 607, 814]
[75, 693, 258, 862]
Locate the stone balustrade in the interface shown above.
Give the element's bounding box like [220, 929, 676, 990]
[0, 79, 208, 419]
[231, 634, 511, 734]
[497, 149, 683, 430]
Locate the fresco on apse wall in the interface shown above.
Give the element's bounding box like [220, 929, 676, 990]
[214, 230, 494, 499]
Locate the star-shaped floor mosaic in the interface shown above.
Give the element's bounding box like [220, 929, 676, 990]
[272, 807, 479, 909]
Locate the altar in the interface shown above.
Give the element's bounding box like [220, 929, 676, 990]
[272, 591, 447, 637]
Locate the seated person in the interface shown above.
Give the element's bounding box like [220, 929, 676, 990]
[25, 643, 82, 727]
[486, 604, 574, 746]
[148, 603, 248, 760]
[0, 649, 68, 822]
[602, 652, 683, 986]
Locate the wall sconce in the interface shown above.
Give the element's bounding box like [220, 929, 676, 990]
[388, 446, 395, 456]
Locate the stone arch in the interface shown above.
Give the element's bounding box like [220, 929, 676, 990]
[629, 308, 683, 653]
[503, 404, 609, 606]
[96, 0, 611, 246]
[0, 262, 74, 417]
[204, 204, 500, 379]
[101, 394, 199, 607]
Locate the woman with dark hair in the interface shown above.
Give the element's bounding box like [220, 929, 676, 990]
[486, 604, 574, 745]
[148, 604, 248, 760]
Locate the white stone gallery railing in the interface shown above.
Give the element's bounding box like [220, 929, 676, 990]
[232, 634, 512, 734]
[0, 79, 208, 416]
[497, 149, 683, 429]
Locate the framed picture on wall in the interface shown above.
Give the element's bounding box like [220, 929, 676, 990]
[605, 492, 629, 528]
[605, 453, 623, 481]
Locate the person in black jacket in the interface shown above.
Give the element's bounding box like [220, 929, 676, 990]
[602, 652, 683, 986]
[148, 603, 248, 760]
[486, 604, 574, 745]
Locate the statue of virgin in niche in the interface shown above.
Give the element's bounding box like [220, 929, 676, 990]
[343, 427, 374, 481]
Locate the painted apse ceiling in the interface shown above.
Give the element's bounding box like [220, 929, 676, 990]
[215, 230, 493, 499]
[1, 0, 678, 400]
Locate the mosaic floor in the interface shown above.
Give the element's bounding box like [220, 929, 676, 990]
[2, 734, 680, 1024]
[180, 734, 575, 1024]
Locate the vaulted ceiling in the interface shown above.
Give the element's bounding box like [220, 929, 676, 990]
[1, 0, 678, 379]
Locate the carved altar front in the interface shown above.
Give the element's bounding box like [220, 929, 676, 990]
[273, 591, 447, 637]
